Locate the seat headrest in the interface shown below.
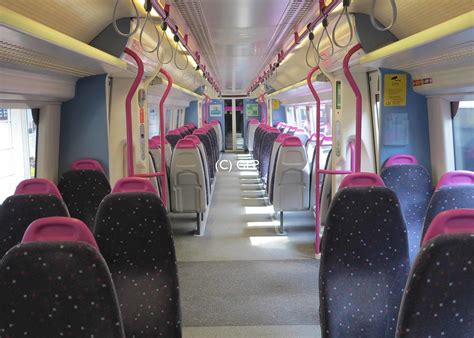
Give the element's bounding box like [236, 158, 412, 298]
[295, 128, 306, 133]
[436, 171, 474, 189]
[71, 159, 105, 173]
[151, 136, 168, 144]
[211, 120, 220, 125]
[148, 138, 159, 149]
[184, 135, 201, 145]
[176, 139, 197, 149]
[339, 172, 385, 190]
[249, 119, 259, 125]
[167, 129, 181, 135]
[275, 133, 291, 143]
[112, 177, 157, 194]
[282, 136, 303, 147]
[422, 209, 474, 245]
[268, 127, 280, 133]
[193, 129, 207, 135]
[15, 178, 63, 201]
[22, 216, 99, 249]
[384, 154, 418, 168]
[186, 123, 196, 128]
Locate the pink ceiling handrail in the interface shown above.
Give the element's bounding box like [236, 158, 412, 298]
[203, 94, 210, 124]
[343, 43, 363, 172]
[123, 48, 144, 177]
[307, 65, 353, 255]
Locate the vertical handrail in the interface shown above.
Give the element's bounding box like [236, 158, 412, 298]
[158, 68, 172, 209]
[343, 43, 363, 172]
[123, 48, 144, 177]
[262, 93, 268, 125]
[206, 95, 211, 124]
[307, 66, 322, 256]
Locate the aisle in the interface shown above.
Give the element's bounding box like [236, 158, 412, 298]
[170, 153, 321, 337]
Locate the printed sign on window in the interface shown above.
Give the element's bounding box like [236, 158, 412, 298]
[383, 111, 409, 145]
[384, 74, 407, 106]
[209, 104, 222, 117]
[246, 103, 258, 117]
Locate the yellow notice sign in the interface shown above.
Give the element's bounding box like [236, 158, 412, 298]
[272, 99, 280, 110]
[384, 74, 407, 106]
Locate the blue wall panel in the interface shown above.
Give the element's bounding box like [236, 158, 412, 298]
[59, 74, 109, 177]
[379, 68, 431, 171]
[272, 100, 286, 125]
[185, 100, 198, 126]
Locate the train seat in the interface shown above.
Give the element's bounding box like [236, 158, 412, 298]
[193, 129, 216, 179]
[294, 128, 310, 144]
[267, 133, 291, 201]
[170, 139, 207, 215]
[151, 136, 173, 170]
[211, 120, 224, 152]
[94, 177, 181, 337]
[272, 137, 310, 213]
[58, 159, 111, 230]
[396, 232, 474, 337]
[185, 135, 211, 205]
[320, 173, 409, 338]
[0, 217, 125, 337]
[259, 127, 280, 184]
[0, 178, 69, 257]
[166, 129, 183, 149]
[247, 118, 259, 152]
[421, 170, 474, 241]
[381, 154, 433, 262]
[205, 124, 220, 160]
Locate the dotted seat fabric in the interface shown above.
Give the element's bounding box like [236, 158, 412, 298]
[166, 134, 183, 149]
[195, 133, 215, 179]
[396, 233, 474, 337]
[421, 185, 474, 240]
[381, 165, 433, 262]
[58, 170, 111, 230]
[320, 187, 410, 338]
[0, 241, 125, 337]
[259, 131, 280, 184]
[94, 192, 181, 337]
[0, 194, 69, 257]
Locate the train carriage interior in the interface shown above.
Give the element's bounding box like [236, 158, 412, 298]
[0, 0, 473, 337]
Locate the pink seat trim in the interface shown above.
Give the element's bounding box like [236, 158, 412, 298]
[282, 136, 303, 147]
[268, 127, 280, 133]
[148, 139, 159, 149]
[193, 129, 207, 135]
[275, 133, 291, 143]
[436, 170, 474, 190]
[168, 129, 181, 135]
[211, 120, 220, 125]
[176, 139, 197, 149]
[384, 154, 418, 168]
[22, 216, 99, 249]
[184, 135, 201, 145]
[422, 209, 474, 245]
[112, 177, 157, 194]
[249, 119, 259, 125]
[151, 136, 168, 144]
[15, 178, 63, 201]
[339, 172, 385, 190]
[71, 159, 105, 173]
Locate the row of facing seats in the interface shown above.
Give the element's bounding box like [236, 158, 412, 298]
[0, 176, 182, 337]
[319, 172, 474, 338]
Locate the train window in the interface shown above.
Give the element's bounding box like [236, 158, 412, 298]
[149, 107, 159, 137]
[286, 106, 295, 125]
[0, 108, 38, 202]
[452, 101, 474, 171]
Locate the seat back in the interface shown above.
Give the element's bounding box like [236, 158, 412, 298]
[247, 119, 259, 152]
[194, 130, 215, 179]
[0, 217, 125, 337]
[259, 129, 280, 184]
[170, 139, 206, 213]
[166, 130, 183, 149]
[185, 135, 210, 205]
[320, 174, 409, 338]
[381, 155, 433, 262]
[422, 171, 474, 240]
[94, 177, 181, 337]
[267, 133, 291, 199]
[396, 233, 474, 337]
[272, 137, 310, 211]
[0, 179, 69, 257]
[58, 159, 110, 230]
[211, 120, 224, 152]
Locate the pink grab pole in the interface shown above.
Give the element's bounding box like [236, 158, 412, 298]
[343, 43, 363, 172]
[262, 93, 268, 125]
[123, 48, 144, 177]
[158, 68, 172, 209]
[307, 66, 322, 255]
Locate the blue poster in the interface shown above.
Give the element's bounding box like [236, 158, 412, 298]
[383, 111, 409, 146]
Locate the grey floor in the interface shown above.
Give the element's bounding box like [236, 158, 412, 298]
[171, 153, 321, 337]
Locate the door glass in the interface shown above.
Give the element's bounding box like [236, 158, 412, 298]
[453, 101, 474, 171]
[0, 109, 38, 202]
